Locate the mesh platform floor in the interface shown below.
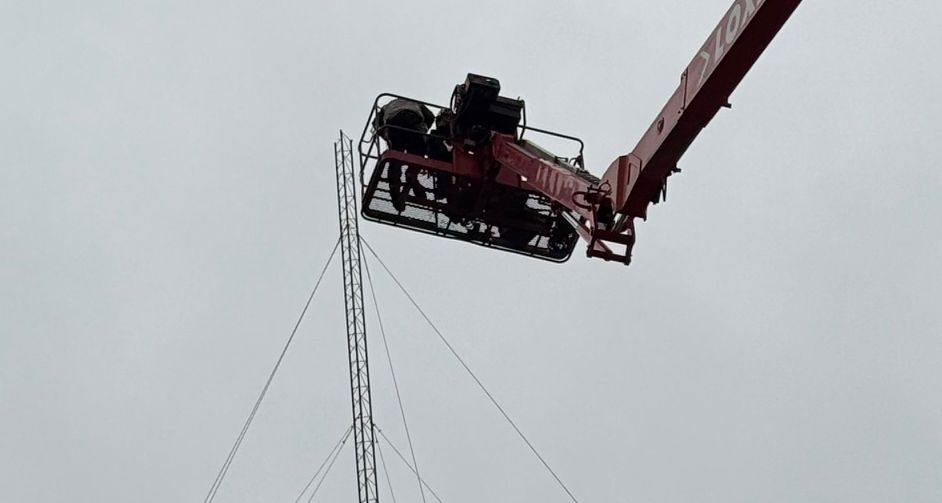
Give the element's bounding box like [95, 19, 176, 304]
[362, 158, 578, 262]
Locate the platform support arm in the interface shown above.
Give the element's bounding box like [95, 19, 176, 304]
[491, 134, 635, 263]
[490, 135, 598, 223]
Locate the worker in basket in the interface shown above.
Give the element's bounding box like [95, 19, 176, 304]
[373, 98, 435, 154]
[373, 98, 436, 212]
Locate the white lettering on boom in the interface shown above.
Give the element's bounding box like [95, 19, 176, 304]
[695, 0, 763, 89]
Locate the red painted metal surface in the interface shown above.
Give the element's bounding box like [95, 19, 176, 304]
[490, 134, 597, 223]
[603, 0, 803, 220]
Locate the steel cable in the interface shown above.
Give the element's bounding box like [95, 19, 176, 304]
[375, 427, 446, 503]
[293, 425, 353, 503]
[203, 237, 341, 503]
[305, 425, 352, 503]
[362, 248, 427, 503]
[361, 238, 581, 503]
[376, 438, 399, 503]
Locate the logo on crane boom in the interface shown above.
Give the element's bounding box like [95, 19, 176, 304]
[534, 164, 579, 201]
[695, 0, 764, 89]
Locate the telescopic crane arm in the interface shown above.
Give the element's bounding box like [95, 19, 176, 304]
[602, 0, 802, 222]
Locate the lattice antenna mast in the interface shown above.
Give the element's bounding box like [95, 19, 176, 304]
[335, 131, 379, 503]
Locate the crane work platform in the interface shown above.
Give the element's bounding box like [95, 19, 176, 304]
[358, 82, 595, 262]
[357, 0, 803, 265]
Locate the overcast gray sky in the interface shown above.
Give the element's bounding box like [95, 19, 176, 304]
[2, 1, 941, 502]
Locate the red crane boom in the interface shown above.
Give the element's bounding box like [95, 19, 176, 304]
[603, 0, 802, 221]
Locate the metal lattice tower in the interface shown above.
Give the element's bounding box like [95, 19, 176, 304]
[334, 131, 379, 503]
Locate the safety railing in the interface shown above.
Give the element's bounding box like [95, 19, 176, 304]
[357, 93, 587, 191]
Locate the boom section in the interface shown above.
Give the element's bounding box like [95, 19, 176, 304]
[603, 0, 802, 219]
